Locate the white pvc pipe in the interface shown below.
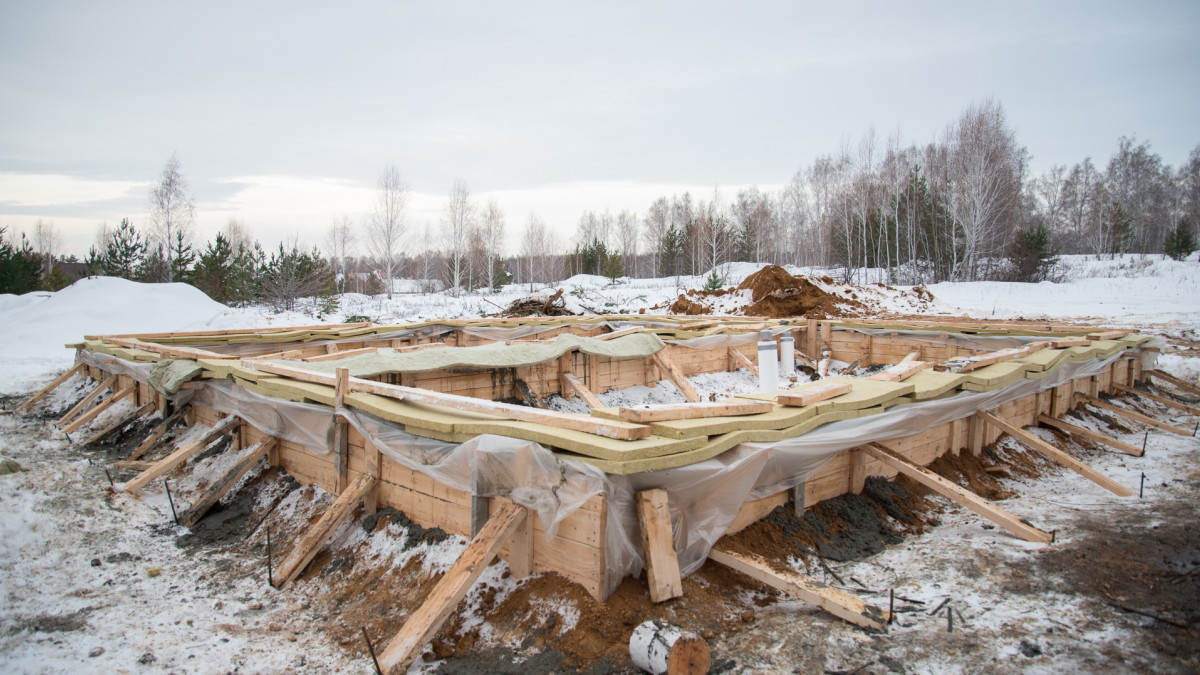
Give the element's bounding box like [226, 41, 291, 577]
[779, 335, 795, 378]
[758, 332, 779, 392]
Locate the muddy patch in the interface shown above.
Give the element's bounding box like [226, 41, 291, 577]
[175, 469, 299, 550]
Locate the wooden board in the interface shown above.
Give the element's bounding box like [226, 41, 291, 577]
[615, 401, 773, 423]
[128, 406, 189, 461]
[1113, 384, 1200, 416]
[16, 362, 86, 413]
[1146, 369, 1200, 396]
[636, 489, 683, 603]
[179, 438, 274, 526]
[776, 381, 853, 407]
[273, 472, 376, 588]
[980, 411, 1132, 496]
[651, 352, 701, 403]
[1075, 393, 1191, 435]
[62, 384, 135, 434]
[81, 402, 155, 446]
[123, 415, 242, 493]
[1037, 414, 1144, 457]
[56, 375, 116, 427]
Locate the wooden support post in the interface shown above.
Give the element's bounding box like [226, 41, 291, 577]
[980, 411, 1132, 496]
[62, 384, 135, 435]
[1113, 384, 1200, 416]
[377, 503, 526, 674]
[776, 381, 853, 408]
[650, 352, 701, 403]
[860, 443, 1052, 543]
[80, 402, 155, 446]
[730, 348, 758, 377]
[806, 319, 818, 360]
[333, 368, 351, 494]
[1037, 414, 1144, 457]
[16, 362, 86, 413]
[791, 480, 807, 516]
[128, 406, 189, 462]
[498, 498, 533, 579]
[273, 472, 376, 588]
[707, 548, 889, 630]
[636, 489, 683, 603]
[557, 354, 574, 400]
[364, 438, 381, 515]
[968, 412, 985, 455]
[123, 416, 242, 493]
[178, 438, 275, 527]
[56, 375, 116, 427]
[1088, 376, 1100, 398]
[1145, 369, 1200, 396]
[562, 372, 603, 409]
[847, 449, 866, 494]
[1075, 393, 1191, 436]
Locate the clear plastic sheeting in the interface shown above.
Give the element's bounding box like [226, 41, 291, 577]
[840, 326, 1061, 352]
[190, 380, 332, 455]
[667, 325, 794, 350]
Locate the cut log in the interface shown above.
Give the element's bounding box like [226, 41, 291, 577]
[1113, 384, 1200, 416]
[730, 349, 759, 377]
[636, 489, 683, 603]
[868, 360, 930, 382]
[629, 620, 710, 675]
[651, 352, 701, 403]
[707, 548, 889, 630]
[562, 372, 603, 409]
[178, 438, 275, 527]
[1075, 393, 1190, 436]
[1145, 369, 1200, 396]
[860, 443, 1052, 544]
[776, 381, 853, 408]
[1037, 414, 1144, 457]
[123, 415, 242, 493]
[61, 384, 135, 435]
[56, 375, 116, 427]
[81, 402, 155, 446]
[273, 472, 376, 588]
[980, 411, 1132, 496]
[244, 360, 651, 440]
[127, 405, 189, 461]
[377, 502, 526, 674]
[16, 362, 86, 413]
[617, 400, 772, 423]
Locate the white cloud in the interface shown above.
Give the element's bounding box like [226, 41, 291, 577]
[0, 173, 147, 206]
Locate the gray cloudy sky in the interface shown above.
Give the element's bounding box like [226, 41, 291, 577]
[1, 1, 1197, 256]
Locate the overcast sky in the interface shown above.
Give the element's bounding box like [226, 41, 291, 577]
[1, 1, 1197, 257]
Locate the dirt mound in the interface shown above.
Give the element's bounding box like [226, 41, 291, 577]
[737, 266, 862, 318]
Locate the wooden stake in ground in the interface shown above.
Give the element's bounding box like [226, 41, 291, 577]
[860, 443, 1052, 544]
[123, 415, 242, 493]
[273, 472, 376, 588]
[178, 438, 276, 527]
[61, 384, 135, 435]
[628, 620, 710, 675]
[979, 411, 1132, 497]
[707, 548, 889, 630]
[16, 362, 86, 413]
[56, 375, 116, 427]
[1075, 393, 1191, 436]
[377, 502, 527, 674]
[1037, 414, 1144, 457]
[636, 489, 683, 603]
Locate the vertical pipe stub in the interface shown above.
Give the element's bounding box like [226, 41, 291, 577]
[779, 335, 795, 378]
[758, 333, 779, 392]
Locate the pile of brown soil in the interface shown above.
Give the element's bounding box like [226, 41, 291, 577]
[738, 266, 862, 318]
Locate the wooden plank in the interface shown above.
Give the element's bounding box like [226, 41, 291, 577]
[730, 348, 759, 377]
[594, 326, 646, 341]
[1075, 393, 1191, 436]
[178, 438, 275, 527]
[1037, 414, 1144, 457]
[123, 415, 242, 493]
[127, 405, 189, 461]
[303, 346, 379, 362]
[333, 368, 350, 493]
[86, 321, 371, 341]
[868, 360, 930, 382]
[562, 372, 603, 409]
[1086, 329, 1129, 341]
[1145, 369, 1200, 396]
[776, 381, 853, 408]
[980, 411, 1132, 496]
[377, 502, 526, 674]
[1113, 384, 1200, 416]
[274, 472, 377, 588]
[56, 375, 116, 426]
[725, 492, 789, 535]
[16, 362, 86, 413]
[651, 352, 701, 403]
[934, 341, 1048, 373]
[617, 400, 773, 423]
[1048, 338, 1090, 348]
[847, 449, 866, 494]
[245, 360, 651, 440]
[114, 459, 156, 471]
[102, 337, 231, 361]
[707, 548, 888, 630]
[61, 384, 135, 434]
[636, 489, 683, 603]
[81, 402, 155, 446]
[860, 443, 1053, 543]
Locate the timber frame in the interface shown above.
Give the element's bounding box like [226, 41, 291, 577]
[17, 314, 1191, 657]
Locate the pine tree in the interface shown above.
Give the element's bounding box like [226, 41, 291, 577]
[169, 229, 196, 283]
[0, 227, 42, 294]
[100, 218, 147, 280]
[1163, 219, 1197, 261]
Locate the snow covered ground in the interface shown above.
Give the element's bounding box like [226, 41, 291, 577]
[0, 256, 1198, 673]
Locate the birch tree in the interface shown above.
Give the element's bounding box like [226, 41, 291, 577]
[364, 164, 408, 299]
[442, 179, 476, 295]
[324, 214, 355, 293]
[480, 199, 506, 292]
[147, 154, 195, 282]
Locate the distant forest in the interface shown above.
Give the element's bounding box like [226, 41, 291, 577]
[6, 99, 1198, 302]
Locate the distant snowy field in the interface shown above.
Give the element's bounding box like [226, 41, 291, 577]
[1, 254, 1197, 395]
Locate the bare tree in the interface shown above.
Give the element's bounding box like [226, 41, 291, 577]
[364, 163, 408, 299]
[643, 197, 670, 276]
[480, 199, 506, 292]
[442, 179, 476, 295]
[324, 214, 355, 293]
[616, 209, 639, 277]
[223, 218, 254, 252]
[147, 153, 196, 282]
[32, 219, 63, 276]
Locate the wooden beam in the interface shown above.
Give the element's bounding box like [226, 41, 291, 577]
[934, 341, 1048, 373]
[1037, 414, 1144, 457]
[178, 438, 275, 527]
[114, 459, 157, 471]
[617, 400, 772, 423]
[101, 337, 231, 361]
[245, 360, 652, 440]
[500, 498, 533, 579]
[303, 346, 378, 362]
[56, 375, 116, 427]
[1145, 369, 1200, 396]
[868, 360, 930, 382]
[273, 472, 376, 588]
[594, 326, 646, 341]
[980, 411, 1132, 496]
[707, 548, 889, 630]
[636, 489, 683, 603]
[86, 321, 371, 341]
[730, 348, 758, 377]
[847, 449, 866, 494]
[860, 443, 1052, 544]
[651, 352, 701, 403]
[1075, 393, 1190, 436]
[1086, 329, 1129, 341]
[1048, 337, 1090, 348]
[562, 372, 603, 409]
[81, 402, 155, 446]
[377, 502, 526, 674]
[61, 384, 135, 435]
[1113, 383, 1200, 416]
[776, 381, 852, 408]
[333, 368, 350, 493]
[123, 415, 242, 493]
[16, 362, 86, 413]
[127, 405, 189, 461]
